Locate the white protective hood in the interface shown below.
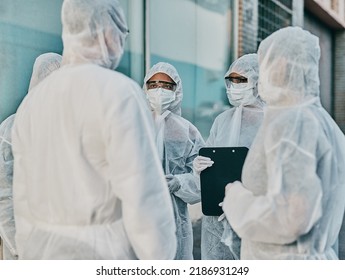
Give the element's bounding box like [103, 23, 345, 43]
[223, 26, 345, 260]
[12, 0, 176, 260]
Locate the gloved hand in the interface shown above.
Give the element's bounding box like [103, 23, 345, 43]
[165, 174, 181, 193]
[225, 181, 239, 195]
[219, 182, 237, 221]
[193, 156, 214, 175]
[218, 202, 225, 222]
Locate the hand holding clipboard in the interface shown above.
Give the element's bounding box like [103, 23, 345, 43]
[199, 147, 248, 216]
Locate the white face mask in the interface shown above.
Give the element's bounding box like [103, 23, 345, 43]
[146, 88, 176, 115]
[226, 84, 257, 107]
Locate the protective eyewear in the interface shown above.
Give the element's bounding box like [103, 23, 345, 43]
[225, 76, 248, 88]
[146, 80, 177, 91]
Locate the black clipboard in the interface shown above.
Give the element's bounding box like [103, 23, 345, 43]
[199, 147, 249, 216]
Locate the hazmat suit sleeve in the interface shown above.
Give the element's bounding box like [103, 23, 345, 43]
[0, 115, 17, 258]
[186, 116, 219, 203]
[205, 116, 220, 147]
[223, 125, 323, 245]
[104, 81, 176, 260]
[173, 127, 205, 204]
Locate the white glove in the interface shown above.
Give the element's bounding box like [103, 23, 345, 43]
[193, 156, 214, 175]
[218, 202, 225, 221]
[165, 174, 181, 193]
[225, 181, 238, 195]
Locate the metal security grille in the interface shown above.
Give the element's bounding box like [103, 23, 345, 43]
[257, 0, 293, 47]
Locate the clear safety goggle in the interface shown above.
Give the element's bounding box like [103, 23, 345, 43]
[225, 76, 248, 89]
[146, 80, 177, 91]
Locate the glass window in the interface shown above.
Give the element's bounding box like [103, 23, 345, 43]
[148, 0, 235, 139]
[118, 0, 145, 85]
[0, 0, 145, 123]
[0, 0, 64, 123]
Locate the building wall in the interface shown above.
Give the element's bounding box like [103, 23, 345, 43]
[0, 0, 64, 123]
[304, 11, 334, 114]
[244, 0, 295, 54]
[0, 0, 145, 124]
[148, 0, 235, 139]
[292, 0, 305, 26]
[0, 238, 2, 260]
[306, 0, 345, 27]
[334, 30, 345, 132]
[239, 0, 258, 56]
[304, 0, 345, 131]
[245, 0, 344, 129]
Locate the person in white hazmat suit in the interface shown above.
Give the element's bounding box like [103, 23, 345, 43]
[0, 53, 62, 260]
[222, 26, 345, 259]
[11, 0, 176, 260]
[193, 54, 264, 259]
[143, 62, 205, 259]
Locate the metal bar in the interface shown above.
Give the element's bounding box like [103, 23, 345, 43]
[270, 0, 293, 14]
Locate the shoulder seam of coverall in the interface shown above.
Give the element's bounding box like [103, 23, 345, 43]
[267, 138, 316, 160]
[0, 136, 12, 146]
